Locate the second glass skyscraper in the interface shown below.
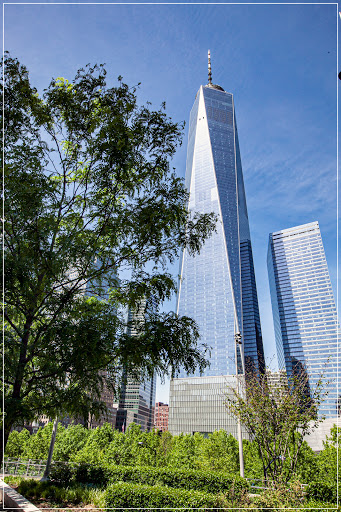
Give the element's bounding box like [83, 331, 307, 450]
[267, 222, 339, 418]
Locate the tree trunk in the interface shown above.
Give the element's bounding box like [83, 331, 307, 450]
[2, 317, 33, 460]
[0, 422, 13, 466]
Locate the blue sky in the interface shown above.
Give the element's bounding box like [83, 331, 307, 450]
[4, 1, 338, 402]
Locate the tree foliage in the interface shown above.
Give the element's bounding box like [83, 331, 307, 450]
[2, 53, 217, 455]
[5, 420, 338, 497]
[224, 368, 326, 485]
[315, 424, 340, 485]
[4, 423, 245, 474]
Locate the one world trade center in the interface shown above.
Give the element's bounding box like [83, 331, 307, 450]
[169, 53, 265, 436]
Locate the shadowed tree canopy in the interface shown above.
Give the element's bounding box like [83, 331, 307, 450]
[2, 54, 217, 456]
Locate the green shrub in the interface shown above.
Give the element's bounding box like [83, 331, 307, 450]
[17, 479, 42, 498]
[253, 478, 306, 509]
[106, 465, 249, 497]
[4, 476, 25, 487]
[304, 499, 340, 511]
[79, 462, 110, 485]
[104, 481, 228, 511]
[306, 481, 337, 503]
[50, 461, 75, 485]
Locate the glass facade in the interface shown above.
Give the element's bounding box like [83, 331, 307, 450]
[169, 82, 264, 434]
[115, 374, 156, 432]
[115, 298, 156, 432]
[267, 222, 339, 417]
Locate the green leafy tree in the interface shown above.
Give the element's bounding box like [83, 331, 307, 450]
[53, 423, 90, 461]
[195, 430, 239, 473]
[242, 439, 263, 479]
[101, 428, 135, 466]
[25, 422, 65, 460]
[4, 428, 30, 459]
[2, 54, 217, 459]
[155, 430, 174, 467]
[167, 432, 204, 469]
[225, 367, 326, 485]
[69, 422, 116, 464]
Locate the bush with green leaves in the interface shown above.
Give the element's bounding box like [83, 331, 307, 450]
[49, 461, 76, 485]
[7, 421, 339, 492]
[50, 460, 249, 498]
[104, 481, 228, 511]
[194, 429, 240, 473]
[4, 429, 31, 459]
[253, 478, 306, 509]
[306, 481, 337, 504]
[53, 423, 90, 461]
[315, 424, 340, 485]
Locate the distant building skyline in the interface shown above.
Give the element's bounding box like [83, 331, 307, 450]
[169, 57, 265, 435]
[267, 221, 339, 418]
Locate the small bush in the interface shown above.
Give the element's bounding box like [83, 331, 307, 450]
[50, 461, 75, 485]
[104, 480, 228, 511]
[306, 481, 337, 504]
[106, 463, 249, 496]
[253, 479, 305, 509]
[17, 479, 43, 498]
[76, 462, 110, 485]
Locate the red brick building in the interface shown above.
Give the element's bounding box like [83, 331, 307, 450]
[154, 402, 169, 432]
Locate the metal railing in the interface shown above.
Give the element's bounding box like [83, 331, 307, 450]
[2, 458, 64, 478]
[245, 477, 308, 492]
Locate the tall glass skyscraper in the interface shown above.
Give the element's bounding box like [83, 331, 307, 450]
[267, 222, 339, 418]
[169, 55, 265, 435]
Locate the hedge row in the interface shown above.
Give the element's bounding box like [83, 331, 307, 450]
[106, 465, 249, 497]
[104, 481, 228, 511]
[50, 461, 249, 497]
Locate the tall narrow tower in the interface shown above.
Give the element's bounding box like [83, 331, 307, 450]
[169, 53, 265, 436]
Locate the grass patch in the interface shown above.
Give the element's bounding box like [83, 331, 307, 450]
[5, 478, 105, 508]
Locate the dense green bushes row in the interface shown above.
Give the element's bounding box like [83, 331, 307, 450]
[50, 461, 249, 497]
[49, 460, 338, 506]
[14, 478, 231, 510]
[6, 421, 340, 486]
[104, 481, 228, 511]
[107, 465, 249, 497]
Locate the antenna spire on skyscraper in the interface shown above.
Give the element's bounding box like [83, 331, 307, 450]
[208, 50, 212, 85]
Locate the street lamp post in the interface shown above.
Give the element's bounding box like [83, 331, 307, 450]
[235, 332, 245, 478]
